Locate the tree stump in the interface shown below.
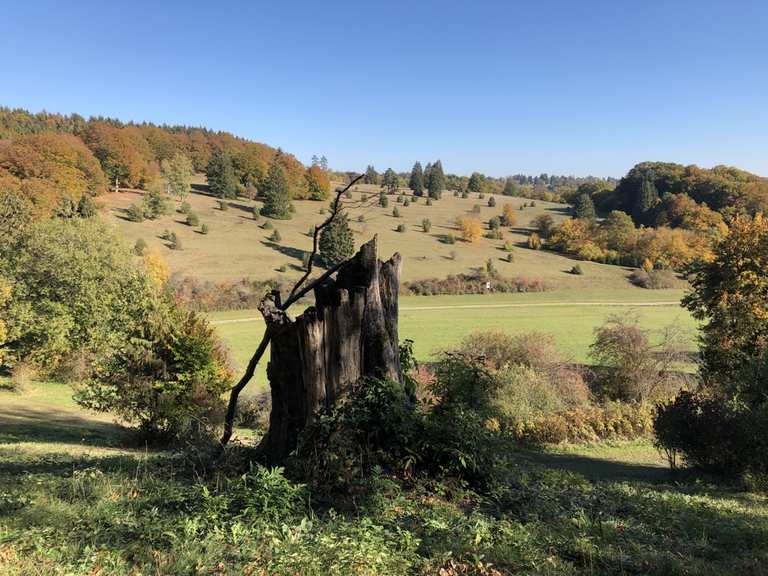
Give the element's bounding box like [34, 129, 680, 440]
[259, 236, 402, 462]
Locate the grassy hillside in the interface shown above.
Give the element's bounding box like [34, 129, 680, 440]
[99, 178, 665, 289]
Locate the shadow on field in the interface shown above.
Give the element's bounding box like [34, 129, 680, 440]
[262, 240, 305, 262]
[0, 406, 127, 448]
[519, 449, 671, 483]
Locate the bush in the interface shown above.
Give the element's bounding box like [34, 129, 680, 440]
[76, 300, 232, 443]
[9, 362, 35, 391]
[126, 203, 145, 222]
[487, 196, 496, 207]
[471, 204, 481, 214]
[200, 224, 209, 235]
[169, 232, 182, 250]
[403, 198, 410, 207]
[570, 264, 583, 275]
[180, 201, 192, 215]
[392, 207, 401, 218]
[396, 194, 403, 203]
[422, 218, 432, 233]
[486, 229, 503, 240]
[262, 221, 273, 230]
[589, 315, 689, 402]
[405, 274, 546, 296]
[527, 232, 542, 249]
[218, 200, 229, 211]
[505, 253, 513, 263]
[252, 206, 260, 220]
[654, 391, 768, 477]
[134, 238, 148, 256]
[396, 223, 406, 233]
[186, 212, 200, 227]
[629, 268, 678, 289]
[426, 198, 433, 206]
[278, 264, 287, 272]
[270, 229, 282, 242]
[442, 233, 456, 245]
[379, 194, 388, 208]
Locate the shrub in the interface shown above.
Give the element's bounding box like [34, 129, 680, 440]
[76, 300, 232, 443]
[263, 221, 273, 230]
[486, 229, 503, 240]
[471, 204, 481, 214]
[278, 264, 287, 272]
[396, 194, 403, 203]
[126, 203, 145, 222]
[403, 198, 410, 207]
[589, 314, 689, 401]
[270, 229, 282, 242]
[487, 196, 496, 207]
[421, 218, 432, 233]
[344, 189, 352, 199]
[252, 206, 260, 220]
[379, 193, 388, 208]
[169, 232, 182, 250]
[527, 232, 542, 250]
[134, 238, 148, 256]
[503, 240, 515, 252]
[9, 362, 35, 391]
[361, 193, 368, 202]
[218, 200, 229, 211]
[505, 253, 514, 263]
[180, 201, 192, 215]
[405, 274, 546, 296]
[186, 212, 200, 227]
[442, 233, 456, 244]
[531, 213, 555, 238]
[570, 264, 583, 275]
[396, 223, 406, 233]
[200, 224, 209, 235]
[654, 391, 768, 477]
[426, 198, 433, 206]
[629, 268, 678, 289]
[392, 207, 401, 218]
[488, 216, 501, 230]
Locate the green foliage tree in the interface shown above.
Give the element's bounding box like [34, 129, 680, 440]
[427, 160, 444, 200]
[141, 187, 170, 219]
[468, 172, 484, 194]
[502, 178, 519, 196]
[382, 168, 399, 195]
[574, 193, 597, 220]
[364, 165, 379, 185]
[409, 161, 424, 196]
[261, 160, 292, 219]
[161, 152, 194, 200]
[206, 149, 239, 199]
[634, 177, 659, 224]
[319, 211, 354, 267]
[77, 194, 97, 218]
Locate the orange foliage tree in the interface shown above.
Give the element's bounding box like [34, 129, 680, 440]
[456, 216, 483, 242]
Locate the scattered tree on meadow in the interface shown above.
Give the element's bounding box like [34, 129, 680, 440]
[305, 164, 330, 200]
[456, 215, 483, 242]
[161, 152, 194, 200]
[206, 148, 239, 199]
[364, 164, 379, 185]
[574, 193, 597, 220]
[468, 172, 484, 194]
[382, 168, 399, 195]
[319, 210, 354, 267]
[502, 178, 519, 196]
[427, 160, 445, 200]
[409, 161, 424, 196]
[261, 160, 292, 219]
[501, 204, 518, 227]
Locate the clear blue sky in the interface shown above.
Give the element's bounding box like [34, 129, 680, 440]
[2, 0, 766, 177]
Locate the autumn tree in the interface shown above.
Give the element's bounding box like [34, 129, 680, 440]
[161, 152, 194, 200]
[262, 160, 292, 219]
[81, 122, 154, 189]
[319, 210, 354, 267]
[305, 164, 330, 200]
[409, 161, 424, 196]
[206, 149, 239, 199]
[501, 204, 517, 227]
[456, 215, 483, 242]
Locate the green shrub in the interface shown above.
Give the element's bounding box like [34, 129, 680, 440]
[134, 238, 148, 256]
[180, 201, 192, 215]
[200, 224, 209, 235]
[126, 203, 145, 222]
[396, 223, 406, 233]
[278, 264, 287, 272]
[570, 264, 583, 275]
[270, 229, 282, 242]
[629, 269, 678, 289]
[403, 198, 410, 207]
[76, 300, 232, 443]
[218, 200, 229, 211]
[392, 207, 401, 218]
[487, 196, 496, 207]
[169, 232, 182, 250]
[263, 221, 273, 230]
[426, 198, 433, 206]
[422, 218, 432, 233]
[442, 233, 456, 244]
[186, 212, 200, 227]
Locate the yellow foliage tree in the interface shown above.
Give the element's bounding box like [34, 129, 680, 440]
[143, 248, 170, 289]
[456, 216, 483, 242]
[501, 204, 517, 227]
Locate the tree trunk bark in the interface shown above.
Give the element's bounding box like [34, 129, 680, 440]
[258, 236, 402, 462]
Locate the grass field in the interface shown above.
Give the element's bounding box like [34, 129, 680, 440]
[210, 288, 698, 393]
[2, 380, 767, 574]
[98, 178, 670, 290]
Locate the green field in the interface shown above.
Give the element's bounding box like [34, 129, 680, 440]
[211, 288, 698, 393]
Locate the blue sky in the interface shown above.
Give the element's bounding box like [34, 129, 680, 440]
[1, 0, 766, 177]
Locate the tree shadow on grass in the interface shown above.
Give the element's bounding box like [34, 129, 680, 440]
[517, 448, 671, 483]
[0, 406, 129, 449]
[261, 240, 306, 263]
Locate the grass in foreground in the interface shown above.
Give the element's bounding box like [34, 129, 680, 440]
[1, 383, 767, 575]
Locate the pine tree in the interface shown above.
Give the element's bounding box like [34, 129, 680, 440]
[382, 168, 399, 195]
[427, 160, 444, 200]
[262, 160, 292, 219]
[634, 177, 659, 224]
[206, 149, 238, 199]
[409, 162, 424, 196]
[77, 194, 97, 218]
[319, 210, 354, 267]
[320, 155, 329, 171]
[574, 193, 597, 220]
[468, 172, 484, 194]
[364, 165, 379, 185]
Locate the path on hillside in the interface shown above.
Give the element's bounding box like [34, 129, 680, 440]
[211, 300, 681, 325]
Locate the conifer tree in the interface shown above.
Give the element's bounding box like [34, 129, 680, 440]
[468, 172, 484, 194]
[382, 168, 399, 195]
[364, 165, 379, 185]
[502, 178, 519, 196]
[206, 149, 238, 199]
[427, 160, 444, 200]
[409, 162, 424, 196]
[319, 210, 354, 267]
[262, 160, 292, 219]
[575, 193, 597, 220]
[634, 177, 659, 224]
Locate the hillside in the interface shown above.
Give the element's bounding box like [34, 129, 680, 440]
[100, 178, 661, 289]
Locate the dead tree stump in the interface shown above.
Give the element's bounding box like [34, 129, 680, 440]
[259, 236, 402, 462]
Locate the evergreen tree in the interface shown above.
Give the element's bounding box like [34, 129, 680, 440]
[262, 160, 292, 219]
[320, 155, 329, 171]
[382, 168, 399, 195]
[364, 165, 379, 185]
[468, 172, 484, 194]
[319, 210, 354, 267]
[409, 162, 424, 196]
[427, 160, 445, 200]
[206, 149, 238, 199]
[574, 193, 597, 220]
[634, 177, 659, 224]
[77, 194, 97, 218]
[502, 178, 519, 196]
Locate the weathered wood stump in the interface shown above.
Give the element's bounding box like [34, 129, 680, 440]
[258, 236, 402, 462]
